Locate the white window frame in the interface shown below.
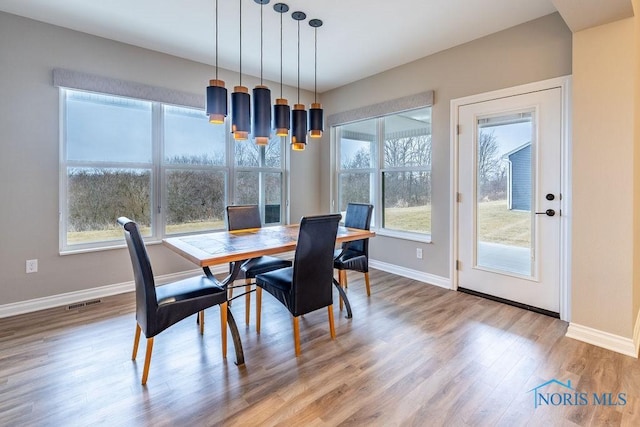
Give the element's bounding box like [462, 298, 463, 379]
[329, 92, 434, 242]
[56, 70, 286, 253]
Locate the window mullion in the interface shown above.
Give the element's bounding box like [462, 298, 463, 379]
[376, 117, 385, 228]
[152, 102, 163, 239]
[227, 121, 235, 205]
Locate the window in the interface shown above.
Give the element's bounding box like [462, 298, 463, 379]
[335, 107, 432, 237]
[163, 105, 227, 235]
[234, 136, 284, 224]
[60, 89, 285, 251]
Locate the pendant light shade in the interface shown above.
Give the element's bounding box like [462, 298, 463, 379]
[232, 0, 250, 140]
[253, 85, 271, 145]
[308, 18, 323, 138]
[273, 3, 290, 138]
[253, 0, 271, 146]
[232, 85, 251, 140]
[274, 98, 291, 136]
[207, 80, 227, 124]
[291, 11, 307, 151]
[206, 0, 227, 125]
[309, 103, 323, 138]
[291, 103, 307, 150]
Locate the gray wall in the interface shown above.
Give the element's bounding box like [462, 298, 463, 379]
[319, 13, 572, 279]
[0, 12, 319, 306]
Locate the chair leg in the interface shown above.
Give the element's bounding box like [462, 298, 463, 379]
[141, 337, 154, 385]
[338, 270, 346, 311]
[256, 287, 262, 333]
[199, 310, 205, 335]
[328, 305, 336, 339]
[228, 284, 234, 304]
[245, 278, 252, 326]
[343, 270, 348, 289]
[364, 272, 371, 297]
[293, 316, 301, 356]
[220, 301, 228, 359]
[132, 323, 141, 360]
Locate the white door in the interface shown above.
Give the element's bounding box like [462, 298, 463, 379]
[457, 88, 562, 314]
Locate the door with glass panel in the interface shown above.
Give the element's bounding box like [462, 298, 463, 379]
[457, 88, 561, 313]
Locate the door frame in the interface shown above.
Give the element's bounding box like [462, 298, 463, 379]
[450, 76, 572, 321]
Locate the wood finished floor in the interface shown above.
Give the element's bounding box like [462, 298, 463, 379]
[2, 269, 640, 426]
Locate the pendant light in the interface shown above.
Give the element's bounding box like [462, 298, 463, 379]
[253, 0, 272, 146]
[232, 0, 251, 140]
[273, 3, 290, 137]
[291, 11, 307, 151]
[206, 0, 227, 124]
[308, 19, 323, 138]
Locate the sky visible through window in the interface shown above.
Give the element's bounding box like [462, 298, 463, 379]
[66, 92, 228, 164]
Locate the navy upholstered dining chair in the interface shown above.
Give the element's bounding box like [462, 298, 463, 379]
[334, 203, 374, 307]
[118, 217, 231, 385]
[225, 205, 292, 325]
[255, 214, 342, 356]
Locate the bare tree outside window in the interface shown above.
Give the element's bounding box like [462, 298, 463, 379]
[336, 106, 432, 235]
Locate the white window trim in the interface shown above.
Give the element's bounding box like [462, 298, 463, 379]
[329, 91, 434, 241]
[57, 71, 287, 253]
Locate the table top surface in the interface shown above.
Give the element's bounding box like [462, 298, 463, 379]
[163, 224, 375, 267]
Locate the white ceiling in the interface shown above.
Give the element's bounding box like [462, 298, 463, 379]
[0, 0, 560, 92]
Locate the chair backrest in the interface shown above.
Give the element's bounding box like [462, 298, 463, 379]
[117, 217, 157, 336]
[291, 214, 342, 316]
[226, 205, 262, 231]
[342, 203, 374, 254]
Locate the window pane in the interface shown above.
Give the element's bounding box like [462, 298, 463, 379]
[66, 91, 152, 163]
[476, 114, 533, 276]
[234, 171, 282, 224]
[165, 170, 225, 234]
[339, 119, 375, 169]
[235, 171, 259, 204]
[235, 136, 282, 168]
[382, 171, 431, 234]
[164, 106, 225, 165]
[67, 167, 151, 244]
[265, 136, 282, 168]
[384, 107, 431, 168]
[235, 142, 260, 167]
[339, 173, 372, 212]
[265, 172, 282, 224]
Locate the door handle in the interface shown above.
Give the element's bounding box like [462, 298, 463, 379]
[535, 209, 555, 217]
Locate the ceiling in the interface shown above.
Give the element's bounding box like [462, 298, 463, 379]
[0, 0, 563, 92]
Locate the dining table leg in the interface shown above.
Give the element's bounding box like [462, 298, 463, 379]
[333, 278, 352, 319]
[202, 261, 245, 365]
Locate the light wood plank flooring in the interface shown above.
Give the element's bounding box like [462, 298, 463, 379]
[1, 269, 640, 426]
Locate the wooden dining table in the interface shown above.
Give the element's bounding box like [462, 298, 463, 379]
[163, 223, 375, 364]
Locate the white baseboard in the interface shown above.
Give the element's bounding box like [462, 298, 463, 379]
[0, 266, 229, 319]
[566, 322, 638, 358]
[369, 259, 451, 289]
[634, 309, 640, 356]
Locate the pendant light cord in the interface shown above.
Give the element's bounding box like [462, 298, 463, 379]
[239, 0, 242, 86]
[297, 19, 300, 104]
[260, 2, 264, 84]
[314, 28, 317, 103]
[279, 10, 283, 98]
[215, 0, 219, 80]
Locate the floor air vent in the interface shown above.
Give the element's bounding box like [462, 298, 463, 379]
[66, 299, 102, 310]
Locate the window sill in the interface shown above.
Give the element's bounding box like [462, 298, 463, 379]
[59, 239, 162, 256]
[373, 228, 432, 244]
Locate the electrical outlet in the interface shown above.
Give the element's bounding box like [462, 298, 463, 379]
[26, 259, 38, 273]
[416, 248, 423, 259]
